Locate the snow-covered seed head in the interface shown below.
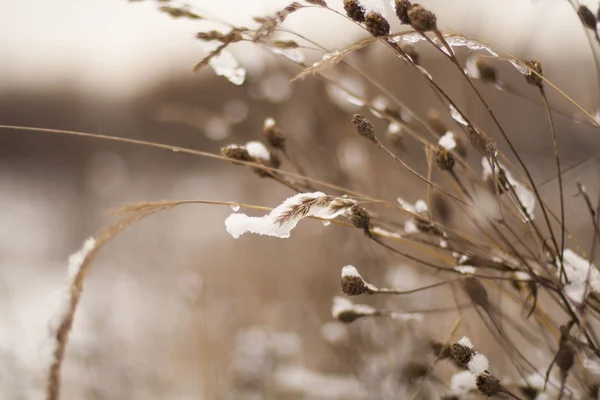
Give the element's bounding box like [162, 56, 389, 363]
[476, 373, 503, 396]
[407, 4, 437, 32]
[340, 265, 368, 296]
[349, 205, 371, 235]
[262, 118, 286, 150]
[394, 0, 412, 24]
[365, 12, 390, 37]
[221, 144, 253, 165]
[451, 342, 475, 367]
[352, 114, 377, 143]
[343, 0, 365, 22]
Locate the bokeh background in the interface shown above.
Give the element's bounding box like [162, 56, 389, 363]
[2, 0, 600, 398]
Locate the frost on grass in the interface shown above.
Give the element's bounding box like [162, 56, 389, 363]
[560, 248, 600, 302]
[331, 296, 378, 321]
[200, 41, 246, 85]
[481, 157, 536, 220]
[225, 192, 355, 239]
[42, 237, 96, 370]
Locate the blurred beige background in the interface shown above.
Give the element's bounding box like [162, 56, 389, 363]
[1, 0, 600, 399]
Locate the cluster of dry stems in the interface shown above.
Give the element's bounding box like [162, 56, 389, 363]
[5, 0, 600, 399]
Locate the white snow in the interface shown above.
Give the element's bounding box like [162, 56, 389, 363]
[439, 131, 457, 150]
[468, 352, 489, 375]
[225, 192, 354, 239]
[245, 140, 271, 161]
[560, 248, 600, 302]
[455, 265, 477, 275]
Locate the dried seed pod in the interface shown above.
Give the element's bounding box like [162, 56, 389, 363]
[394, 0, 412, 24]
[578, 5, 597, 30]
[262, 119, 286, 150]
[435, 146, 455, 171]
[350, 205, 371, 235]
[221, 145, 253, 165]
[466, 125, 486, 153]
[408, 4, 437, 31]
[427, 110, 447, 137]
[463, 276, 489, 308]
[343, 0, 365, 22]
[476, 373, 503, 396]
[556, 341, 575, 375]
[430, 191, 451, 225]
[365, 12, 390, 37]
[524, 58, 543, 88]
[340, 266, 368, 296]
[352, 114, 377, 143]
[430, 341, 451, 359]
[450, 342, 475, 367]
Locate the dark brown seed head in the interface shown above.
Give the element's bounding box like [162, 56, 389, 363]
[435, 146, 455, 171]
[430, 341, 451, 359]
[343, 0, 365, 22]
[466, 125, 486, 153]
[262, 120, 286, 150]
[221, 145, 252, 165]
[463, 276, 489, 308]
[476, 373, 503, 396]
[430, 191, 451, 224]
[365, 12, 390, 37]
[350, 205, 371, 235]
[578, 5, 597, 30]
[450, 343, 475, 367]
[524, 58, 543, 88]
[352, 114, 377, 143]
[394, 0, 412, 24]
[341, 274, 367, 296]
[556, 341, 575, 374]
[408, 4, 437, 31]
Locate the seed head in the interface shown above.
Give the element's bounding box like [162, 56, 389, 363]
[578, 5, 597, 31]
[343, 0, 365, 22]
[427, 110, 447, 137]
[524, 58, 543, 88]
[221, 145, 253, 165]
[463, 276, 489, 308]
[394, 0, 412, 24]
[262, 118, 286, 150]
[430, 341, 451, 359]
[450, 342, 475, 367]
[365, 12, 390, 37]
[352, 114, 377, 143]
[340, 265, 368, 296]
[408, 4, 437, 32]
[350, 205, 371, 235]
[476, 373, 503, 396]
[556, 341, 575, 374]
[435, 146, 455, 171]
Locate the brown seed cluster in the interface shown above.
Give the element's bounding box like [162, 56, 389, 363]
[262, 121, 286, 150]
[407, 4, 437, 31]
[524, 58, 543, 88]
[352, 114, 377, 143]
[341, 274, 367, 296]
[476, 373, 503, 396]
[578, 5, 597, 30]
[365, 12, 390, 37]
[394, 0, 412, 24]
[221, 145, 253, 165]
[435, 146, 455, 171]
[450, 342, 475, 367]
[343, 0, 365, 22]
[350, 205, 371, 235]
